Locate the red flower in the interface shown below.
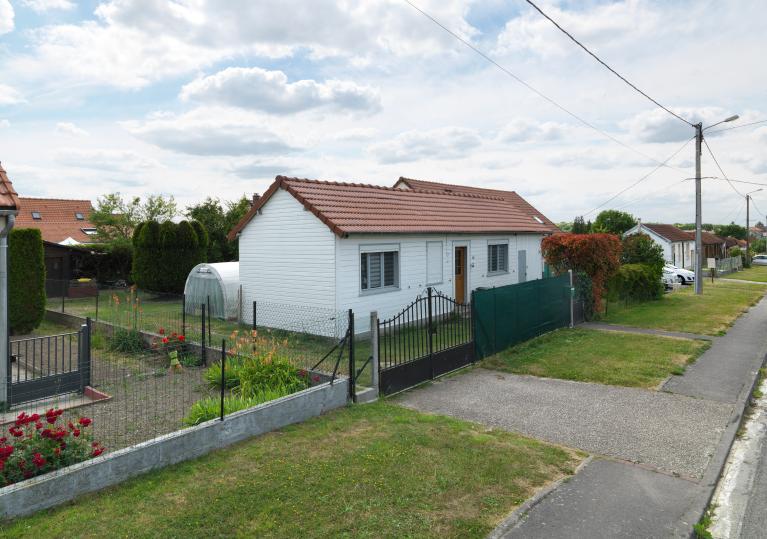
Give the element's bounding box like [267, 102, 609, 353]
[162, 337, 169, 344]
[92, 442, 99, 448]
[67, 421, 75, 430]
[34, 422, 42, 430]
[29, 413, 40, 422]
[0, 437, 6, 444]
[46, 415, 57, 424]
[0, 445, 14, 459]
[92, 447, 104, 457]
[32, 453, 46, 468]
[22, 470, 32, 479]
[159, 328, 165, 335]
[54, 430, 67, 440]
[41, 428, 52, 438]
[312, 375, 321, 383]
[298, 369, 307, 377]
[9, 427, 23, 438]
[178, 335, 186, 342]
[78, 417, 92, 427]
[72, 429, 81, 438]
[54, 447, 61, 457]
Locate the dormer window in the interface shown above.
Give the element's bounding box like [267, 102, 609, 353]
[31, 211, 41, 220]
[75, 212, 85, 220]
[81, 228, 97, 235]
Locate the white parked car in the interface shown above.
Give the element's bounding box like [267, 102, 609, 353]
[661, 269, 677, 290]
[664, 263, 695, 284]
[752, 255, 767, 266]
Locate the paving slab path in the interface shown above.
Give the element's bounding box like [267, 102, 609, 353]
[396, 293, 767, 537]
[581, 321, 714, 341]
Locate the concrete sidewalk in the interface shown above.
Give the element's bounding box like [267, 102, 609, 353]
[396, 295, 767, 537]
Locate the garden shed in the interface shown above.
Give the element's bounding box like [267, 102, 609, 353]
[184, 262, 240, 320]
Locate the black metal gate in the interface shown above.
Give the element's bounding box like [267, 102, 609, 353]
[378, 288, 474, 395]
[7, 320, 92, 406]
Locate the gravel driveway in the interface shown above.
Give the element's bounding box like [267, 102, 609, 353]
[397, 368, 733, 479]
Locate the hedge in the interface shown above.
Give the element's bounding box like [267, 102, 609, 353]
[608, 263, 663, 303]
[9, 228, 46, 334]
[79, 243, 133, 284]
[132, 220, 207, 293]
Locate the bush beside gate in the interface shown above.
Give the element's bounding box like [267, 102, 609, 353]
[472, 274, 572, 359]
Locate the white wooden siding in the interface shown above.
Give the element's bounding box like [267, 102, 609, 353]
[336, 233, 545, 333]
[237, 189, 337, 331]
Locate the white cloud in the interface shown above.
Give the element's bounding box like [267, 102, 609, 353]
[623, 107, 740, 143]
[333, 127, 379, 142]
[0, 0, 13, 35]
[21, 0, 75, 13]
[496, 0, 662, 58]
[546, 148, 654, 170]
[56, 122, 88, 137]
[11, 0, 476, 89]
[368, 127, 482, 164]
[0, 83, 23, 105]
[54, 148, 159, 171]
[0, 119, 9, 128]
[180, 67, 381, 115]
[227, 160, 292, 179]
[124, 107, 300, 157]
[497, 119, 571, 142]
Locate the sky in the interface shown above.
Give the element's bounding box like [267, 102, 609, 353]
[0, 0, 765, 225]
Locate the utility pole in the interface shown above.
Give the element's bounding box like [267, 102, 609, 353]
[694, 123, 703, 295]
[746, 194, 751, 267]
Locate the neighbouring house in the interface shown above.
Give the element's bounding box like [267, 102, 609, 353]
[623, 222, 695, 268]
[228, 176, 559, 334]
[15, 197, 98, 296]
[693, 231, 727, 262]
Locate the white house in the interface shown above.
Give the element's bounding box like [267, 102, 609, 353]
[228, 176, 560, 334]
[623, 222, 695, 268]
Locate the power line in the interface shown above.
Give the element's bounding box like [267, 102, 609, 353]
[707, 119, 767, 134]
[582, 136, 694, 216]
[750, 198, 765, 220]
[706, 177, 767, 188]
[522, 0, 692, 127]
[402, 0, 685, 170]
[703, 138, 744, 197]
[613, 178, 690, 212]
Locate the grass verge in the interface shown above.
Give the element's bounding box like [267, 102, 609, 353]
[602, 279, 767, 335]
[721, 265, 767, 283]
[482, 328, 709, 389]
[0, 402, 583, 539]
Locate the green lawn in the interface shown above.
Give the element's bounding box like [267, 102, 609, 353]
[721, 265, 767, 283]
[1, 403, 582, 538]
[602, 279, 767, 335]
[483, 328, 709, 388]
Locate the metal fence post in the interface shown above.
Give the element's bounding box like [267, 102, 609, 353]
[220, 339, 226, 421]
[95, 290, 99, 322]
[61, 280, 65, 313]
[182, 294, 186, 337]
[427, 287, 434, 379]
[79, 318, 92, 392]
[206, 295, 212, 345]
[201, 303, 207, 366]
[568, 269, 574, 329]
[252, 301, 257, 331]
[370, 311, 379, 392]
[348, 309, 355, 402]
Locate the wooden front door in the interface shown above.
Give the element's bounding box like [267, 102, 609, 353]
[454, 246, 467, 304]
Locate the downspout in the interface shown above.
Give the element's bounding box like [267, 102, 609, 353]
[0, 211, 15, 407]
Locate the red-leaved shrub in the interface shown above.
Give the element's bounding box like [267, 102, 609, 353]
[542, 233, 621, 311]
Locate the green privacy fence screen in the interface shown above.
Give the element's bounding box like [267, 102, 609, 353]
[472, 273, 572, 359]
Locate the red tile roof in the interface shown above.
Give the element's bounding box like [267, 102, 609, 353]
[0, 163, 20, 211]
[639, 223, 691, 242]
[394, 177, 559, 231]
[686, 230, 725, 245]
[16, 197, 97, 244]
[229, 176, 559, 239]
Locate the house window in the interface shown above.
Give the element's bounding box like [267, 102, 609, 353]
[81, 228, 97, 236]
[75, 212, 85, 220]
[31, 211, 41, 220]
[487, 243, 508, 274]
[426, 241, 443, 284]
[361, 250, 399, 291]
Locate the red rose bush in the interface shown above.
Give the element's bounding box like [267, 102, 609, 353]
[0, 408, 104, 486]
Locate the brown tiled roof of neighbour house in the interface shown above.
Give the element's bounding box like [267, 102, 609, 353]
[16, 197, 97, 244]
[638, 223, 692, 242]
[229, 176, 560, 240]
[0, 163, 20, 211]
[686, 230, 726, 245]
